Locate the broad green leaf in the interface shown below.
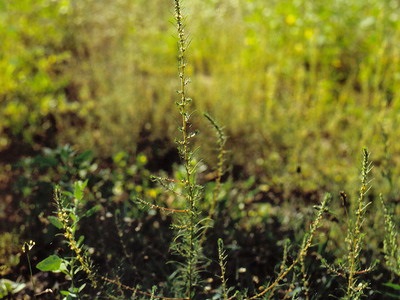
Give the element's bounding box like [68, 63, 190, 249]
[36, 255, 62, 272]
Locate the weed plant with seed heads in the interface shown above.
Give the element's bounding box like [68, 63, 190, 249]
[27, 1, 400, 300]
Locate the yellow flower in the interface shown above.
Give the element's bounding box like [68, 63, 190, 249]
[137, 154, 148, 165]
[285, 14, 296, 26]
[146, 189, 158, 199]
[304, 28, 315, 40]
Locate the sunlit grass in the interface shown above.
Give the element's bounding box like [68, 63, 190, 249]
[37, 0, 400, 198]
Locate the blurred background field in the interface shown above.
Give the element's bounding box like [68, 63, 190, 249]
[2, 0, 400, 192]
[1, 0, 399, 298]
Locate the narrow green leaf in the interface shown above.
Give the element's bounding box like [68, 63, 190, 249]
[48, 216, 63, 229]
[69, 212, 77, 223]
[75, 150, 93, 165]
[384, 282, 400, 291]
[73, 180, 87, 201]
[61, 290, 77, 297]
[76, 235, 84, 247]
[82, 204, 101, 218]
[77, 283, 87, 293]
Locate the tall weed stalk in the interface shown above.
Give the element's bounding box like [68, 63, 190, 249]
[322, 149, 375, 299]
[248, 193, 331, 299]
[343, 148, 373, 299]
[167, 1, 207, 297]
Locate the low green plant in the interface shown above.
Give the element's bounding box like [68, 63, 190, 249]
[320, 149, 375, 299]
[36, 254, 87, 299]
[0, 279, 26, 299]
[343, 148, 374, 299]
[216, 238, 239, 300]
[381, 194, 400, 277]
[37, 182, 97, 299]
[0, 238, 35, 298]
[248, 193, 331, 299]
[14, 144, 95, 198]
[380, 194, 400, 299]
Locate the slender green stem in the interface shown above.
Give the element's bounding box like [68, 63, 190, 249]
[23, 241, 36, 299]
[26, 252, 36, 299]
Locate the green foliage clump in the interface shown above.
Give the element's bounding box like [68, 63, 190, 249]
[0, 232, 21, 276]
[0, 0, 71, 149]
[381, 195, 400, 277]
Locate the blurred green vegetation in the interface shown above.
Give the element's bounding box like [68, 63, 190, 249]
[2, 0, 400, 197]
[0, 0, 71, 147]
